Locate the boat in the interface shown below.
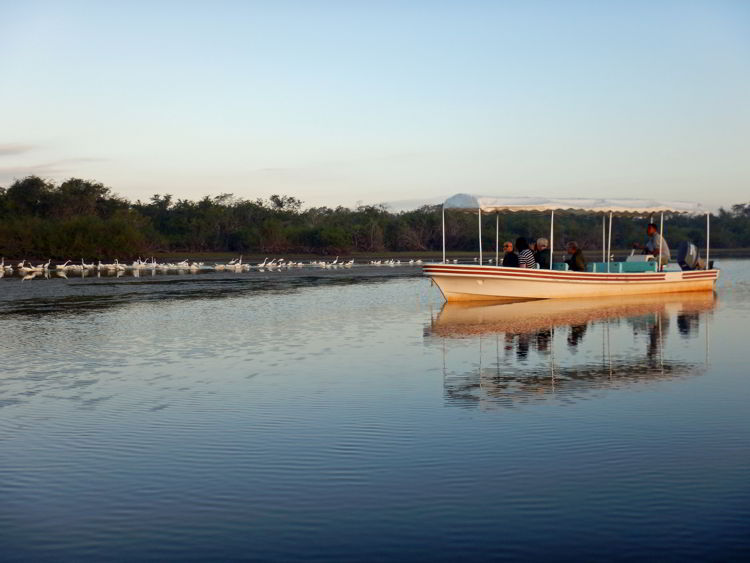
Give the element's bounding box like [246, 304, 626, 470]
[424, 194, 719, 301]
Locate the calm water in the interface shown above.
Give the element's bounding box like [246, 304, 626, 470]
[1, 262, 748, 561]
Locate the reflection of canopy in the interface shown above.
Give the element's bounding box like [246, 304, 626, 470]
[429, 292, 716, 338]
[444, 360, 702, 411]
[443, 193, 703, 215]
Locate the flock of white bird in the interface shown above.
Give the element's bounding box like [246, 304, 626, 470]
[1, 256, 425, 280]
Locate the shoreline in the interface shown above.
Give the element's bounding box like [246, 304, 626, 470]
[5, 247, 749, 264]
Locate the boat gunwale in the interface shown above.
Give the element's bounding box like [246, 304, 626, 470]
[423, 263, 719, 285]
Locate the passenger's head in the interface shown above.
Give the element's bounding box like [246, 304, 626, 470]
[536, 237, 548, 250]
[503, 241, 514, 253]
[647, 223, 658, 235]
[515, 237, 529, 252]
[566, 241, 578, 253]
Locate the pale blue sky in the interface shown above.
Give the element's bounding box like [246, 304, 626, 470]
[1, 0, 748, 208]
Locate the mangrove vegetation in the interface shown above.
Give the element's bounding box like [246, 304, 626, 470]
[1, 176, 749, 258]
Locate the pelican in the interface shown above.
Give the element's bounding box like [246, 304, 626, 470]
[55, 260, 71, 271]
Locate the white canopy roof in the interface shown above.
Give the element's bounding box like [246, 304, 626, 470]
[443, 194, 703, 215]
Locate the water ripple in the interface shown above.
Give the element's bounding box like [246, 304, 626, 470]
[1, 263, 749, 561]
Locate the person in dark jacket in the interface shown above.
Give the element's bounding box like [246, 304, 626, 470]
[565, 241, 586, 271]
[534, 237, 550, 269]
[501, 241, 519, 267]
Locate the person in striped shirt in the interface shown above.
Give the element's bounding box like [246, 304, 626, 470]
[515, 237, 537, 268]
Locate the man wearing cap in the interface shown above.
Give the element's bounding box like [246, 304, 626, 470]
[634, 223, 670, 267]
[645, 223, 670, 267]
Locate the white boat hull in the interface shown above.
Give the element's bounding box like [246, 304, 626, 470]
[424, 264, 719, 301]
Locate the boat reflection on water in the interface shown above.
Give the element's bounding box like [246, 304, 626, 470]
[426, 292, 716, 410]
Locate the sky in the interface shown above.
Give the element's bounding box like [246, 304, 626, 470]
[1, 0, 748, 209]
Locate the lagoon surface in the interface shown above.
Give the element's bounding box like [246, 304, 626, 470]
[1, 261, 749, 561]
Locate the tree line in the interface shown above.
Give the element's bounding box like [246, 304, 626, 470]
[1, 176, 749, 258]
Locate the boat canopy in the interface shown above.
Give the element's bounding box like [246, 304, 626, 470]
[443, 194, 703, 215]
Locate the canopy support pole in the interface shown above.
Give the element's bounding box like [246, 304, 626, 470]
[706, 212, 710, 269]
[607, 212, 613, 273]
[659, 212, 665, 271]
[495, 214, 499, 265]
[442, 205, 446, 264]
[549, 210, 554, 269]
[602, 216, 605, 262]
[478, 209, 482, 265]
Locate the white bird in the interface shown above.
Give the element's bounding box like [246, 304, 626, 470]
[18, 261, 35, 275]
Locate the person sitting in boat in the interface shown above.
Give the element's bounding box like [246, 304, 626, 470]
[516, 237, 536, 268]
[565, 241, 586, 271]
[633, 223, 671, 267]
[502, 241, 519, 267]
[534, 237, 550, 269]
